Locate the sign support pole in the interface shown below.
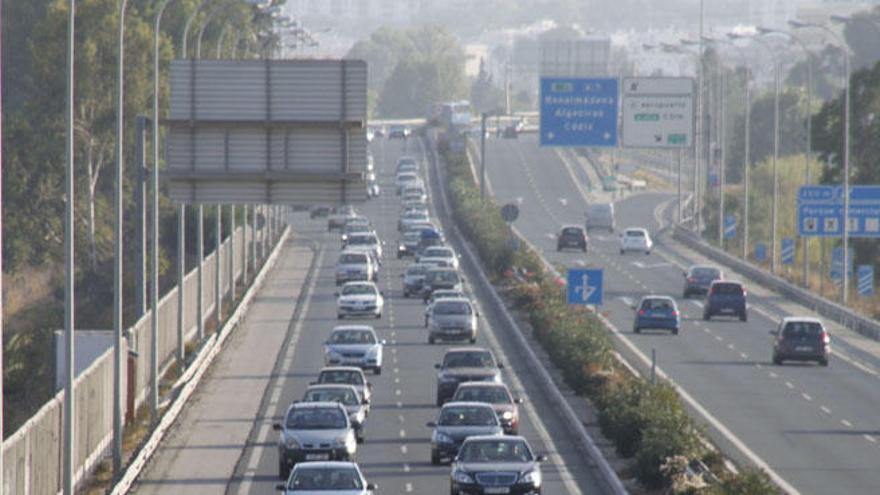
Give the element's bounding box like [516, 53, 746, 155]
[480, 113, 487, 200]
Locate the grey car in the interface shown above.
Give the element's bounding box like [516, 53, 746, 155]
[428, 402, 503, 465]
[422, 268, 464, 302]
[273, 402, 357, 479]
[301, 385, 369, 443]
[683, 265, 723, 297]
[323, 325, 385, 374]
[275, 461, 376, 494]
[771, 317, 830, 366]
[435, 348, 504, 406]
[427, 298, 479, 344]
[402, 264, 430, 297]
[452, 382, 523, 434]
[316, 367, 372, 408]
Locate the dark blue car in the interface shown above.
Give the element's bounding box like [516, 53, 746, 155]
[633, 296, 680, 335]
[683, 265, 723, 297]
[703, 281, 747, 321]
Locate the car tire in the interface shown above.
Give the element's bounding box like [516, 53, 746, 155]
[582, 246, 588, 253]
[556, 245, 562, 252]
[646, 250, 651, 255]
[431, 451, 441, 466]
[772, 354, 782, 365]
[375, 313, 382, 319]
[672, 327, 679, 335]
[428, 336, 435, 345]
[620, 249, 625, 255]
[740, 311, 748, 322]
[279, 459, 289, 480]
[819, 358, 829, 367]
[357, 431, 365, 444]
[703, 312, 711, 321]
[469, 337, 477, 344]
[337, 314, 344, 320]
[633, 327, 641, 334]
[374, 367, 382, 375]
[436, 396, 444, 407]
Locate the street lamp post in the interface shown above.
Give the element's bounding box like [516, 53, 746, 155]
[670, 41, 705, 232]
[63, 1, 76, 493]
[791, 19, 851, 304]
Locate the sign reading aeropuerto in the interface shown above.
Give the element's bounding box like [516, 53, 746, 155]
[164, 59, 368, 205]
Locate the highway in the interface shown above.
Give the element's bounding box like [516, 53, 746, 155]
[483, 133, 880, 495]
[221, 136, 609, 494]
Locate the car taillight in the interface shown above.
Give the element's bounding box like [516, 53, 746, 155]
[687, 277, 696, 283]
[672, 310, 679, 317]
[638, 309, 646, 316]
[821, 331, 830, 345]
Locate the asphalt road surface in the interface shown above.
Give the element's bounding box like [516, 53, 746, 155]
[484, 133, 880, 495]
[227, 135, 609, 495]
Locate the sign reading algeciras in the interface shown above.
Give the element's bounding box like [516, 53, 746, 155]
[621, 77, 694, 149]
[540, 77, 618, 147]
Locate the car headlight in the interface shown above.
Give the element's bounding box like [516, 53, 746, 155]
[398, 244, 406, 251]
[433, 431, 454, 444]
[283, 435, 300, 449]
[519, 469, 542, 486]
[452, 470, 474, 484]
[501, 411, 514, 421]
[438, 374, 457, 383]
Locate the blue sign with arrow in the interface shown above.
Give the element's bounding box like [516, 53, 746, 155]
[781, 238, 795, 265]
[567, 268, 604, 305]
[830, 247, 854, 282]
[857, 265, 874, 296]
[754, 243, 767, 263]
[540, 78, 618, 147]
[724, 215, 736, 239]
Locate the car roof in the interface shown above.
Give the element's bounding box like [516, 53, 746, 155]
[445, 346, 491, 354]
[463, 434, 528, 443]
[456, 381, 509, 390]
[331, 325, 377, 334]
[440, 401, 497, 410]
[561, 224, 584, 231]
[339, 250, 369, 257]
[625, 227, 648, 232]
[709, 280, 743, 286]
[639, 294, 675, 302]
[433, 297, 471, 305]
[341, 281, 376, 288]
[319, 366, 366, 374]
[292, 461, 361, 469]
[780, 316, 823, 325]
[688, 264, 719, 271]
[305, 383, 360, 392]
[290, 401, 347, 410]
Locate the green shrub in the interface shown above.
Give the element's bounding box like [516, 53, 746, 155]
[706, 469, 781, 495]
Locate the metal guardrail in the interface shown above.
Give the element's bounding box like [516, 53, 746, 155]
[672, 225, 880, 341]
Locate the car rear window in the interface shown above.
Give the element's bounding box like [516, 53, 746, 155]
[562, 227, 583, 236]
[692, 267, 721, 278]
[339, 253, 367, 264]
[641, 298, 673, 310]
[783, 321, 824, 338]
[626, 230, 645, 237]
[713, 283, 744, 295]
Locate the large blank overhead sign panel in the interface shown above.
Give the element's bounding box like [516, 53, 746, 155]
[165, 59, 368, 205]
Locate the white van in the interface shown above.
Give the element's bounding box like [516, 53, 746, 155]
[586, 203, 615, 232]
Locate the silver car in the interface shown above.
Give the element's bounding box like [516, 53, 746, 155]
[275, 461, 376, 494]
[428, 298, 479, 344]
[335, 251, 375, 286]
[324, 325, 385, 374]
[417, 246, 459, 270]
[316, 367, 372, 407]
[343, 232, 383, 259]
[428, 402, 503, 465]
[302, 384, 369, 443]
[274, 402, 357, 479]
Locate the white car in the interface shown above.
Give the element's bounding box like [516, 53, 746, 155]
[620, 227, 653, 255]
[401, 184, 428, 203]
[417, 246, 459, 270]
[276, 461, 377, 494]
[398, 210, 430, 232]
[324, 325, 385, 374]
[395, 172, 420, 194]
[336, 282, 385, 319]
[344, 232, 383, 259]
[335, 251, 376, 286]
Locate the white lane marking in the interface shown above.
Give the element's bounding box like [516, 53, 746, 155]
[841, 419, 853, 428]
[399, 429, 407, 438]
[820, 406, 832, 415]
[785, 381, 794, 390]
[575, 260, 586, 267]
[559, 197, 568, 206]
[400, 445, 408, 454]
[801, 393, 812, 402]
[403, 463, 411, 472]
[727, 343, 735, 351]
[864, 434, 877, 443]
[398, 415, 405, 424]
[618, 296, 634, 308]
[405, 483, 413, 492]
[393, 367, 399, 374]
[715, 335, 723, 342]
[691, 300, 704, 308]
[769, 371, 779, 379]
[395, 389, 402, 396]
[238, 248, 325, 495]
[396, 401, 403, 408]
[740, 352, 749, 360]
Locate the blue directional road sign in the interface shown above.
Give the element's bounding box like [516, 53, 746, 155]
[857, 265, 875, 296]
[540, 78, 618, 147]
[724, 215, 737, 239]
[830, 247, 854, 282]
[798, 185, 880, 237]
[567, 268, 604, 305]
[781, 238, 795, 265]
[754, 243, 767, 263]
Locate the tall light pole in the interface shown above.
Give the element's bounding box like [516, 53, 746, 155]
[668, 41, 704, 231]
[759, 26, 815, 286]
[792, 19, 851, 304]
[112, 0, 131, 482]
[63, 1, 76, 494]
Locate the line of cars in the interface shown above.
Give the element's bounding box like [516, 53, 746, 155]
[391, 155, 548, 495]
[274, 209, 389, 494]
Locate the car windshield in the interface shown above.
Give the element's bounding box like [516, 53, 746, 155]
[285, 408, 348, 430]
[339, 254, 367, 264]
[330, 330, 376, 345]
[406, 265, 427, 276]
[318, 370, 365, 386]
[626, 230, 645, 237]
[714, 283, 744, 295]
[458, 440, 533, 463]
[304, 388, 360, 406]
[434, 301, 471, 315]
[427, 271, 459, 284]
[454, 386, 511, 404]
[443, 351, 494, 368]
[345, 225, 370, 234]
[347, 235, 377, 246]
[398, 174, 417, 182]
[425, 248, 453, 258]
[641, 299, 674, 310]
[783, 321, 824, 338]
[438, 406, 498, 426]
[692, 267, 721, 278]
[404, 232, 422, 242]
[288, 466, 364, 490]
[342, 284, 376, 296]
[432, 291, 465, 301]
[405, 211, 427, 220]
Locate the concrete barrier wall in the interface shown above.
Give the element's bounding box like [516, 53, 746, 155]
[2, 217, 277, 495]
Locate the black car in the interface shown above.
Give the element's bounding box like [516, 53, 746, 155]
[435, 348, 503, 406]
[422, 268, 464, 303]
[450, 436, 546, 495]
[556, 225, 588, 252]
[771, 317, 830, 366]
[502, 124, 519, 139]
[309, 206, 331, 219]
[703, 281, 747, 321]
[428, 402, 503, 465]
[683, 265, 723, 297]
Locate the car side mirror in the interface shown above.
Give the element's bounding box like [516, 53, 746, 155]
[769, 330, 778, 336]
[367, 483, 378, 491]
[276, 483, 287, 491]
[434, 363, 442, 369]
[380, 291, 385, 296]
[475, 311, 480, 317]
[497, 362, 505, 369]
[367, 382, 373, 389]
[363, 399, 369, 405]
[334, 292, 340, 297]
[273, 423, 283, 431]
[426, 421, 437, 427]
[514, 397, 524, 404]
[381, 339, 387, 345]
[536, 454, 548, 462]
